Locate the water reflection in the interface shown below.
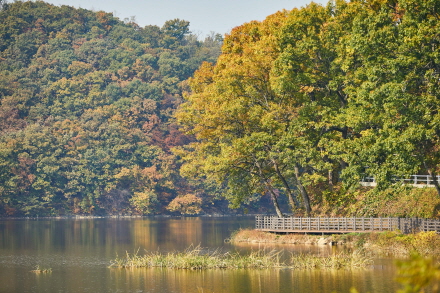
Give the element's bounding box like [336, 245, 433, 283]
[108, 267, 397, 293]
[0, 217, 400, 293]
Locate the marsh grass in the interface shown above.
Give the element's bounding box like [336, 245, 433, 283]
[111, 245, 371, 270]
[111, 245, 283, 269]
[291, 250, 373, 269]
[30, 265, 52, 274]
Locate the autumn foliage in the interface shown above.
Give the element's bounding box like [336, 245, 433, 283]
[0, 1, 222, 216]
[176, 0, 440, 216]
[2, 0, 440, 217]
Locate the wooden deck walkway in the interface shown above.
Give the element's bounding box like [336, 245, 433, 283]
[255, 216, 440, 234]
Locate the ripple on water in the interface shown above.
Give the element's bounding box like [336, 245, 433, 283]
[0, 254, 110, 269]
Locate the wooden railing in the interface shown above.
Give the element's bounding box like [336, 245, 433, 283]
[255, 216, 440, 234]
[360, 175, 440, 187]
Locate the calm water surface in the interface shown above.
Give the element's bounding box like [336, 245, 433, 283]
[0, 217, 400, 293]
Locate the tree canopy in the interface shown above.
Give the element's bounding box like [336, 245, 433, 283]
[2, 0, 440, 217]
[176, 0, 440, 216]
[0, 0, 223, 216]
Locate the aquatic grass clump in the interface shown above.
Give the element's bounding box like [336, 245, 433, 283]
[291, 250, 373, 269]
[30, 265, 52, 274]
[223, 249, 284, 269]
[111, 245, 372, 270]
[111, 245, 283, 269]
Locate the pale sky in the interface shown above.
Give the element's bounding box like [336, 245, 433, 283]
[42, 0, 328, 38]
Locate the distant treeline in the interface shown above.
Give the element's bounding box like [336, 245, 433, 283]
[0, 0, 230, 216]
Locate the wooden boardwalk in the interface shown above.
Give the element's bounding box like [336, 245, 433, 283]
[360, 175, 440, 188]
[255, 216, 440, 234]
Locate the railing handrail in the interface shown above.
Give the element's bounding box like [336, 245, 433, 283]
[255, 216, 440, 234]
[360, 175, 440, 184]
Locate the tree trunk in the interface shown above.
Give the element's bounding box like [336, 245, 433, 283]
[294, 164, 312, 216]
[425, 162, 440, 196]
[266, 184, 284, 217]
[271, 158, 300, 212]
[340, 159, 348, 170]
[255, 160, 284, 217]
[328, 169, 334, 191]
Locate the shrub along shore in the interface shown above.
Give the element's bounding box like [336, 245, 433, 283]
[230, 229, 440, 257]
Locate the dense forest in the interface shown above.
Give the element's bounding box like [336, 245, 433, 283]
[0, 0, 230, 216]
[176, 0, 440, 218]
[2, 0, 440, 218]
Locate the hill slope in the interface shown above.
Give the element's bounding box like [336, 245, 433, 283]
[0, 0, 224, 216]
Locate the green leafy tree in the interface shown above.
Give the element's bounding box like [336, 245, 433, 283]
[335, 0, 440, 195]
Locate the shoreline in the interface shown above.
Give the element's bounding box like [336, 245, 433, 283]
[0, 214, 258, 220]
[229, 229, 440, 257]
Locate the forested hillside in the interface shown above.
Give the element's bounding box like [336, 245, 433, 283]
[0, 0, 225, 216]
[176, 0, 440, 218]
[3, 0, 440, 218]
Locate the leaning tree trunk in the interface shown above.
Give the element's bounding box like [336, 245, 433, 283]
[294, 164, 312, 217]
[271, 158, 300, 212]
[256, 160, 284, 217]
[266, 184, 284, 218]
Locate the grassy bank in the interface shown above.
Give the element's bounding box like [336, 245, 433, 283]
[229, 229, 328, 245]
[230, 229, 440, 257]
[311, 185, 440, 218]
[110, 245, 371, 270]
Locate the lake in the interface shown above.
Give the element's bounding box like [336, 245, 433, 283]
[0, 216, 400, 292]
